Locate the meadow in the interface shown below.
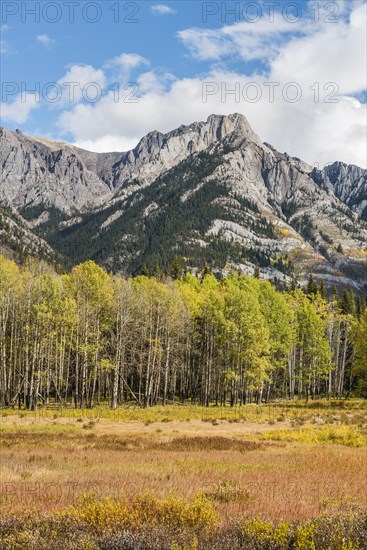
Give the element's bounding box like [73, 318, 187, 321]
[1, 400, 367, 549]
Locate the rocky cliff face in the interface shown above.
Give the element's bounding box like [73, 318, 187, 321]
[311, 162, 367, 220]
[0, 127, 112, 214]
[0, 114, 260, 213]
[1, 114, 365, 218]
[1, 114, 366, 291]
[64, 113, 263, 197]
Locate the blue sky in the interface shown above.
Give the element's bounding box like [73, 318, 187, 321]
[1, 1, 366, 167]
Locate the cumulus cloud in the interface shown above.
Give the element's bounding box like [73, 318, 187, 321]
[74, 134, 141, 153]
[269, 2, 367, 96]
[1, 93, 40, 124]
[105, 53, 149, 70]
[151, 4, 176, 15]
[178, 14, 312, 62]
[3, 1, 358, 169]
[57, 64, 106, 105]
[57, 66, 366, 168]
[104, 53, 149, 82]
[178, 29, 234, 61]
[36, 34, 54, 48]
[178, 3, 366, 90]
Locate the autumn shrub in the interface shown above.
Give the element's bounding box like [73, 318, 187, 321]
[83, 421, 96, 430]
[242, 517, 290, 549]
[240, 509, 366, 550]
[0, 512, 96, 550]
[203, 480, 251, 503]
[62, 493, 217, 535]
[1, 506, 366, 550]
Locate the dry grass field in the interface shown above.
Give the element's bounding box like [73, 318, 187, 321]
[1, 401, 367, 549]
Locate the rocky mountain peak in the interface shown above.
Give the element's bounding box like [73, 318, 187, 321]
[206, 112, 259, 142]
[1, 115, 366, 292]
[0, 113, 265, 213]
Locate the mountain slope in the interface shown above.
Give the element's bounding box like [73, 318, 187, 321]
[1, 114, 366, 291]
[0, 206, 62, 264]
[311, 162, 367, 220]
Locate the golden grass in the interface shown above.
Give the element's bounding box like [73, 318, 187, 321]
[1, 401, 366, 524]
[2, 398, 365, 423]
[260, 424, 367, 447]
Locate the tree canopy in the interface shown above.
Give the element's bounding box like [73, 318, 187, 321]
[0, 254, 366, 409]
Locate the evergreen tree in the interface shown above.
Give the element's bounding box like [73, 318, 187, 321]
[141, 263, 149, 277]
[340, 289, 356, 315]
[356, 296, 366, 318]
[319, 279, 327, 300]
[201, 264, 211, 280]
[290, 276, 297, 292]
[307, 274, 318, 296]
[171, 256, 182, 280]
[153, 260, 161, 280]
[331, 285, 339, 304]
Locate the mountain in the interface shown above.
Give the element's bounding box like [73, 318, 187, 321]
[311, 162, 367, 221]
[1, 114, 366, 291]
[0, 205, 61, 264]
[0, 115, 259, 213]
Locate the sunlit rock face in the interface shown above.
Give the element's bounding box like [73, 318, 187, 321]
[1, 114, 366, 291]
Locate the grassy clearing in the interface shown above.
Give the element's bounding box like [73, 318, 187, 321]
[1, 401, 366, 548]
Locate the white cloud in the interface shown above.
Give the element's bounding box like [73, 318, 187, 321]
[104, 53, 149, 83]
[137, 70, 173, 95]
[1, 24, 12, 54]
[178, 3, 366, 95]
[270, 2, 367, 96]
[105, 53, 149, 70]
[178, 29, 233, 61]
[1, 93, 40, 124]
[178, 13, 315, 62]
[0, 41, 9, 54]
[74, 134, 140, 153]
[16, 1, 365, 169]
[60, 65, 366, 167]
[57, 64, 106, 105]
[36, 34, 54, 48]
[151, 4, 176, 15]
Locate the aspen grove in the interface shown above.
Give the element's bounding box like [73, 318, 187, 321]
[0, 255, 366, 410]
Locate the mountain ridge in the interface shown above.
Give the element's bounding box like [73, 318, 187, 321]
[1, 114, 366, 291]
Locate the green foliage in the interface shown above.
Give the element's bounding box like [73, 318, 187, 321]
[0, 254, 365, 409]
[27, 150, 278, 275]
[292, 214, 316, 244]
[351, 309, 367, 397]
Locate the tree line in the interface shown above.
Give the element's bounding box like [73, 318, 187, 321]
[0, 254, 366, 410]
